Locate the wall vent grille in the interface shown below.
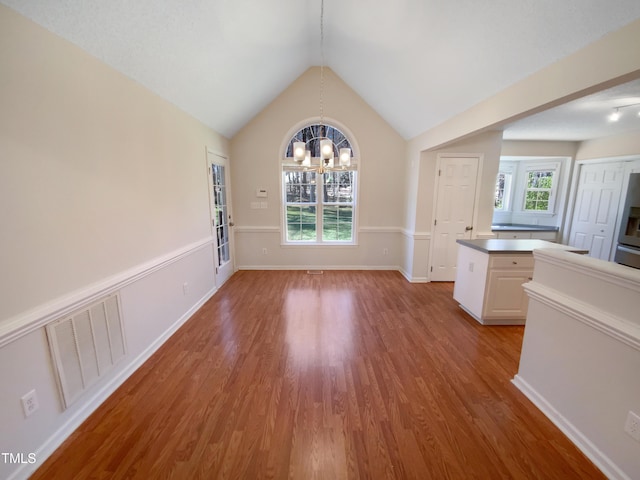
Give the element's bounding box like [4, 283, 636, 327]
[46, 293, 126, 409]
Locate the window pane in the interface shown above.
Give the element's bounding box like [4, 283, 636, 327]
[338, 172, 354, 203]
[322, 205, 352, 241]
[324, 173, 338, 202]
[527, 171, 553, 189]
[495, 173, 505, 209]
[287, 205, 316, 241]
[285, 171, 317, 203]
[301, 223, 316, 241]
[287, 224, 302, 241]
[323, 171, 354, 203]
[338, 205, 353, 223]
[525, 191, 550, 211]
[301, 205, 316, 221]
[286, 205, 301, 224]
[286, 124, 352, 159]
[324, 205, 338, 224]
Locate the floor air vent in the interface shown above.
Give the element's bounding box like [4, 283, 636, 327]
[46, 293, 126, 409]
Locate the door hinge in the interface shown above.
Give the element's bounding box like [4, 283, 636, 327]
[434, 219, 437, 226]
[430, 266, 433, 272]
[438, 169, 441, 176]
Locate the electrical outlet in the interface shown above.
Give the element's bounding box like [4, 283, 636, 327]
[183, 282, 189, 295]
[21, 390, 39, 418]
[383, 248, 388, 255]
[262, 248, 268, 255]
[468, 262, 474, 272]
[625, 411, 640, 441]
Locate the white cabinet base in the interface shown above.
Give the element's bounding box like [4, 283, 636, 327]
[457, 304, 526, 325]
[454, 245, 532, 325]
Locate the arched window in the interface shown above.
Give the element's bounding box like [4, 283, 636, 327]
[282, 123, 358, 244]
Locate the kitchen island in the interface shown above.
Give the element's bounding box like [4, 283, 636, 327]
[453, 239, 587, 325]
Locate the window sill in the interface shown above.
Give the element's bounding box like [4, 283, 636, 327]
[519, 211, 556, 216]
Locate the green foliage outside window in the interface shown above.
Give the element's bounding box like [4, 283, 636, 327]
[524, 170, 554, 211]
[322, 206, 353, 241]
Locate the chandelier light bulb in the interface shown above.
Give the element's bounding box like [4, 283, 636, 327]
[293, 142, 306, 162]
[609, 109, 621, 122]
[320, 139, 333, 160]
[339, 148, 351, 167]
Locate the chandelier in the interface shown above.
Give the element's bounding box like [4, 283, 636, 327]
[292, 0, 351, 173]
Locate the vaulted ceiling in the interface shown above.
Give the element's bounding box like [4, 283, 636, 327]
[3, 0, 640, 140]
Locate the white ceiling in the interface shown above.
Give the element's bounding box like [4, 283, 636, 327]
[502, 78, 640, 141]
[3, 0, 640, 140]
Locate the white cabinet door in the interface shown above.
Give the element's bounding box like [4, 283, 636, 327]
[569, 162, 624, 260]
[483, 269, 532, 319]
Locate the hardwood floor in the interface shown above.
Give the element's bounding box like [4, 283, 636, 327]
[32, 270, 605, 479]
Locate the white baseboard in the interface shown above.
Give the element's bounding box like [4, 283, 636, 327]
[236, 265, 401, 272]
[511, 375, 630, 480]
[9, 286, 217, 480]
[398, 268, 428, 283]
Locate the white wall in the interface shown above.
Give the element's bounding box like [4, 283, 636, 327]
[576, 130, 640, 161]
[229, 67, 407, 272]
[0, 7, 227, 479]
[515, 250, 640, 480]
[0, 5, 228, 325]
[402, 131, 502, 280]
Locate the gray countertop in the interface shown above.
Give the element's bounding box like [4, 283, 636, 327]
[457, 238, 589, 254]
[491, 223, 559, 232]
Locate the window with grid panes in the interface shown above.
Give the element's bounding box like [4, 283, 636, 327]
[494, 164, 514, 211]
[282, 124, 357, 244]
[523, 168, 557, 212]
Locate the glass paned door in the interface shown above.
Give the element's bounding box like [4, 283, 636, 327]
[212, 164, 230, 266]
[208, 151, 234, 287]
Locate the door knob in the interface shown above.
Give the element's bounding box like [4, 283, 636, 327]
[465, 226, 473, 231]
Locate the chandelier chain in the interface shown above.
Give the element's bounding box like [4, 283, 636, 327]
[320, 0, 325, 132]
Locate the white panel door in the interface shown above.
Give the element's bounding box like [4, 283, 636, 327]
[430, 156, 479, 281]
[207, 150, 234, 287]
[569, 162, 624, 260]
